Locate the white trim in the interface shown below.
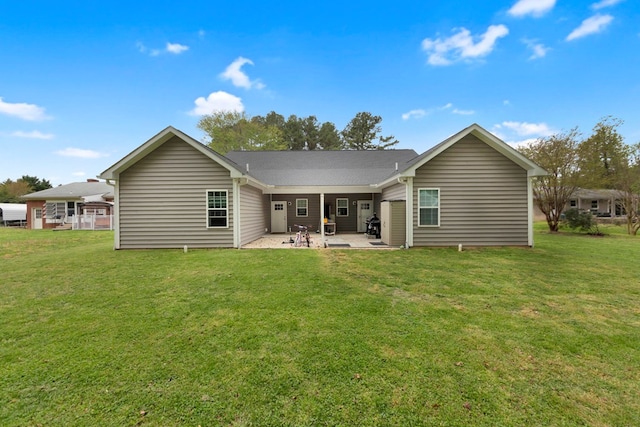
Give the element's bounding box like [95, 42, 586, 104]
[527, 177, 534, 247]
[417, 188, 440, 227]
[263, 185, 381, 195]
[113, 180, 120, 249]
[206, 189, 230, 228]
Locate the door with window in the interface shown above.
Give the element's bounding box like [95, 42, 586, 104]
[271, 201, 287, 233]
[357, 200, 373, 232]
[32, 208, 43, 229]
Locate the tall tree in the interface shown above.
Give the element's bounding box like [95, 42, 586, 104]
[20, 175, 52, 192]
[518, 128, 582, 232]
[283, 115, 305, 150]
[318, 122, 343, 150]
[197, 111, 286, 153]
[341, 112, 399, 150]
[302, 116, 321, 150]
[577, 116, 626, 189]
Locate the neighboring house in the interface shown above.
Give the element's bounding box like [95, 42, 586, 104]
[99, 123, 546, 249]
[21, 180, 114, 229]
[0, 203, 27, 226]
[533, 188, 625, 220]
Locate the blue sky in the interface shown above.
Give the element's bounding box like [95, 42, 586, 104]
[1, 0, 639, 185]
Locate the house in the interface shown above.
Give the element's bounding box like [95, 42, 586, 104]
[0, 203, 27, 226]
[21, 180, 114, 230]
[98, 123, 546, 249]
[533, 188, 625, 221]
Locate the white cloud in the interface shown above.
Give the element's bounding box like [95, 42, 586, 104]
[523, 39, 550, 59]
[495, 121, 555, 137]
[0, 97, 50, 121]
[402, 109, 427, 120]
[591, 0, 623, 10]
[219, 57, 265, 89]
[508, 0, 556, 17]
[190, 91, 244, 116]
[137, 41, 189, 56]
[166, 42, 189, 54]
[55, 148, 108, 159]
[566, 14, 614, 41]
[422, 25, 509, 66]
[72, 171, 86, 177]
[452, 108, 475, 115]
[10, 130, 54, 139]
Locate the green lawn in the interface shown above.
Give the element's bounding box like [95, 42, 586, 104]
[1, 226, 639, 426]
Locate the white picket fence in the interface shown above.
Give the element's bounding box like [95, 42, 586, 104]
[71, 214, 114, 230]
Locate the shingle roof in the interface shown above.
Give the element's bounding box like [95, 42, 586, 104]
[224, 149, 420, 186]
[21, 181, 114, 200]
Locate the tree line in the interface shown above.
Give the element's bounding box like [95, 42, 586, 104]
[197, 111, 399, 153]
[0, 176, 52, 203]
[518, 116, 640, 235]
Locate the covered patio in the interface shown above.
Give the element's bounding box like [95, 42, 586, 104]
[241, 232, 395, 249]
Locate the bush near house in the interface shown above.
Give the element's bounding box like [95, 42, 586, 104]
[1, 226, 639, 426]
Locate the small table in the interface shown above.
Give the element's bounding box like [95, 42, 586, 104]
[324, 222, 336, 236]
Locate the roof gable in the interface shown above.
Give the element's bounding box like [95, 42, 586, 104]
[399, 123, 547, 178]
[99, 126, 244, 180]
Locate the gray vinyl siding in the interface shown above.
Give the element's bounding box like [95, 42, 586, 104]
[382, 182, 406, 201]
[270, 194, 321, 232]
[413, 134, 529, 247]
[240, 184, 266, 246]
[118, 136, 234, 248]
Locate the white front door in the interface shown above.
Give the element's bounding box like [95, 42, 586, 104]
[271, 201, 287, 233]
[32, 208, 43, 229]
[357, 200, 373, 233]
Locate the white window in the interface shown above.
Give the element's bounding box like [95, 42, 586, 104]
[296, 199, 308, 217]
[336, 198, 349, 216]
[45, 201, 66, 223]
[570, 199, 577, 208]
[207, 190, 228, 228]
[418, 188, 440, 227]
[591, 200, 598, 210]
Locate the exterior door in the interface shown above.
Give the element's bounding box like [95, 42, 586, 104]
[357, 200, 373, 233]
[271, 201, 287, 233]
[32, 208, 43, 229]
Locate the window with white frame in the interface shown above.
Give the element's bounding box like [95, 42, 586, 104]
[45, 201, 66, 223]
[418, 188, 440, 226]
[207, 190, 228, 227]
[296, 199, 308, 217]
[591, 200, 598, 211]
[570, 199, 577, 208]
[336, 198, 349, 216]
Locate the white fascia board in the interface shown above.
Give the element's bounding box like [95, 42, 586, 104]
[262, 185, 382, 195]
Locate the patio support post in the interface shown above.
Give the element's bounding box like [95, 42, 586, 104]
[320, 193, 325, 243]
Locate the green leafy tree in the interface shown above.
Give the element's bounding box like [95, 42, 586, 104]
[341, 112, 398, 150]
[283, 115, 306, 150]
[578, 116, 626, 189]
[518, 128, 582, 232]
[0, 179, 32, 203]
[197, 111, 286, 153]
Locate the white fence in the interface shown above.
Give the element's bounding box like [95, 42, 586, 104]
[72, 214, 113, 230]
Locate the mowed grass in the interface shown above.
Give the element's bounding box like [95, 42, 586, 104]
[1, 226, 639, 426]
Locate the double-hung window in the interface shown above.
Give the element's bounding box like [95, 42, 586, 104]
[336, 198, 349, 217]
[296, 199, 308, 217]
[207, 190, 228, 227]
[418, 188, 440, 227]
